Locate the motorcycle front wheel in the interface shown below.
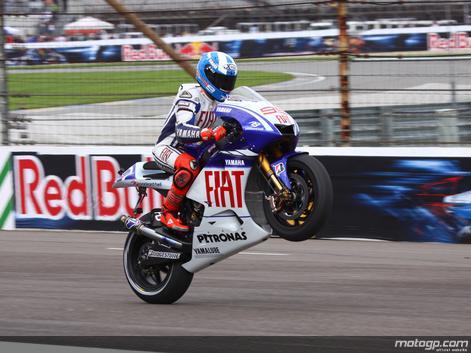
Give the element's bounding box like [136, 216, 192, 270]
[123, 231, 193, 304]
[264, 154, 333, 241]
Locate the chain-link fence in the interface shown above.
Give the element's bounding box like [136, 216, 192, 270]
[2, 0, 471, 145]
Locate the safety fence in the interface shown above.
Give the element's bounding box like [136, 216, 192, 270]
[292, 102, 471, 146]
[7, 101, 471, 146]
[0, 145, 469, 243]
[1, 0, 471, 146]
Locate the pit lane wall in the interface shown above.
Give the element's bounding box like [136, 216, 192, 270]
[0, 146, 470, 243]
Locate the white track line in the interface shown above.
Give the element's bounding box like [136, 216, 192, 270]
[0, 342, 163, 353]
[238, 251, 289, 256]
[287, 72, 326, 81]
[266, 72, 325, 89]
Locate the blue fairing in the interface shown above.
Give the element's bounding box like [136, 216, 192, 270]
[205, 151, 256, 169]
[270, 151, 308, 189]
[123, 164, 136, 180]
[180, 91, 302, 178]
[181, 141, 213, 160]
[214, 104, 282, 153]
[271, 155, 291, 189]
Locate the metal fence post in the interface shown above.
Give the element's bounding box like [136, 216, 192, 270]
[436, 109, 459, 145]
[380, 107, 393, 146]
[465, 2, 470, 25]
[321, 109, 334, 146]
[104, 0, 196, 78]
[0, 5, 9, 145]
[337, 0, 351, 145]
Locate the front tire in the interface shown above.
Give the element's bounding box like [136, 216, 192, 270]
[123, 231, 193, 304]
[264, 154, 333, 241]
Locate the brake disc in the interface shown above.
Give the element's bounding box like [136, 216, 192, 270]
[278, 173, 309, 221]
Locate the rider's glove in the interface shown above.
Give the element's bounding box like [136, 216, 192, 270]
[201, 126, 226, 142]
[200, 128, 214, 141]
[213, 126, 226, 142]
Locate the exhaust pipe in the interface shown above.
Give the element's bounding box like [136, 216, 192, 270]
[120, 215, 184, 250]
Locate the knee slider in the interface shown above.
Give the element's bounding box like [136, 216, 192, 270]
[173, 169, 194, 190]
[175, 153, 199, 174]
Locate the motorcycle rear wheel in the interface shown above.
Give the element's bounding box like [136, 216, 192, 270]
[123, 231, 193, 304]
[264, 154, 333, 241]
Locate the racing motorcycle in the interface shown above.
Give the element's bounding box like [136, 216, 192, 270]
[113, 86, 333, 304]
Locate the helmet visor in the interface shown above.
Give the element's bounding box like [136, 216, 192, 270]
[205, 67, 237, 92]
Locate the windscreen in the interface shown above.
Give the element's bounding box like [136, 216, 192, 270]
[228, 86, 268, 102]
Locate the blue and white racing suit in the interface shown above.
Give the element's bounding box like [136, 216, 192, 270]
[152, 83, 220, 172]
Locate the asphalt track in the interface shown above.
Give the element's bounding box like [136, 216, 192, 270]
[1, 230, 470, 336]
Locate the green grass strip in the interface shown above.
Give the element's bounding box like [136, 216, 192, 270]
[8, 69, 293, 110]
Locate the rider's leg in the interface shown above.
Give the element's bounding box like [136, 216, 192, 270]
[153, 142, 199, 232]
[161, 153, 200, 231]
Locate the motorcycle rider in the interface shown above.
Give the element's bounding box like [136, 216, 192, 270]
[153, 51, 238, 233]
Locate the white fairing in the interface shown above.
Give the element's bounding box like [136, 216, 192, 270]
[113, 162, 173, 190]
[183, 166, 271, 273]
[115, 161, 271, 274]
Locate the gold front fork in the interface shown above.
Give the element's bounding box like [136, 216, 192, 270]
[258, 153, 297, 225]
[258, 153, 285, 193]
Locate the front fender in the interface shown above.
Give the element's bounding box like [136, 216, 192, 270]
[270, 151, 308, 190]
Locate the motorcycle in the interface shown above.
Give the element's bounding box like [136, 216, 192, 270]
[113, 86, 333, 304]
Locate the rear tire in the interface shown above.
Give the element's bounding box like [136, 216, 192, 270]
[123, 231, 193, 304]
[264, 154, 333, 241]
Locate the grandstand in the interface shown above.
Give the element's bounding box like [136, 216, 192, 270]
[65, 0, 469, 34]
[4, 1, 469, 39]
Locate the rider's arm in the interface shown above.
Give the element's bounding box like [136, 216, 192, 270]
[175, 108, 226, 143]
[174, 99, 204, 143]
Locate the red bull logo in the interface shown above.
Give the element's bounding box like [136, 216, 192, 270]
[428, 32, 471, 51]
[121, 42, 217, 61]
[122, 44, 171, 61]
[179, 42, 217, 59]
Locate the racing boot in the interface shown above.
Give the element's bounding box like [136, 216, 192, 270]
[160, 212, 189, 233]
[161, 188, 190, 233]
[160, 153, 200, 234]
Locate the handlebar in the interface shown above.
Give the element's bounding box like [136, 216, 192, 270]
[216, 119, 242, 149]
[197, 119, 242, 167]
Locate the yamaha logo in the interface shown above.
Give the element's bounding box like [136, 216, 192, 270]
[225, 160, 245, 166]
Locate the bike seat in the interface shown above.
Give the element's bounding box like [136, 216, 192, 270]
[142, 162, 173, 179]
[143, 161, 161, 170]
[146, 172, 173, 180]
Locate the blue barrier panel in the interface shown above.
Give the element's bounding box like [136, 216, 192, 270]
[316, 154, 471, 243]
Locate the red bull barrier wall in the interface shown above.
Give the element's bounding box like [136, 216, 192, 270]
[6, 26, 471, 66]
[7, 147, 163, 231]
[0, 146, 470, 243]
